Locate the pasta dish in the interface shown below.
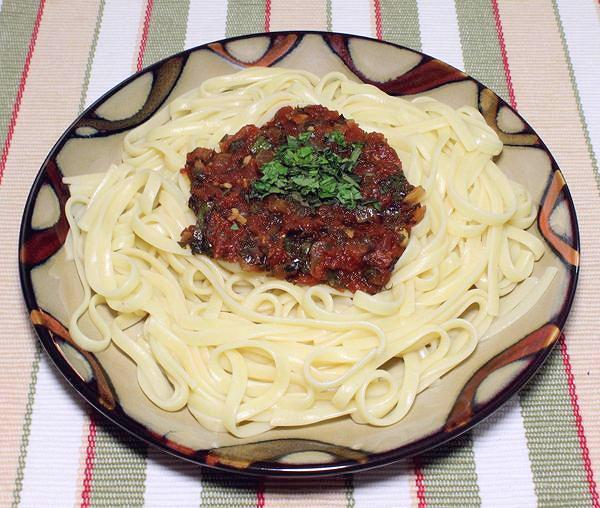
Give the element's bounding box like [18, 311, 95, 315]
[64, 68, 554, 437]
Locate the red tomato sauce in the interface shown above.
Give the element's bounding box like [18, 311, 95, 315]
[180, 105, 424, 294]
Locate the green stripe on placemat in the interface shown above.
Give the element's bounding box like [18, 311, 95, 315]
[79, 0, 105, 112]
[325, 0, 332, 32]
[344, 475, 354, 508]
[519, 349, 594, 506]
[142, 0, 191, 68]
[200, 469, 259, 507]
[0, 0, 40, 141]
[379, 0, 421, 51]
[90, 418, 148, 507]
[420, 435, 481, 507]
[226, 0, 266, 36]
[454, 0, 509, 102]
[11, 346, 41, 507]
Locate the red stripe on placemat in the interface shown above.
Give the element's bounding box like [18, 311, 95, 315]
[493, 4, 599, 505]
[373, 0, 383, 40]
[80, 416, 97, 508]
[560, 337, 600, 507]
[265, 0, 272, 32]
[491, 0, 517, 108]
[137, 0, 154, 72]
[0, 0, 46, 185]
[256, 477, 265, 507]
[414, 461, 427, 507]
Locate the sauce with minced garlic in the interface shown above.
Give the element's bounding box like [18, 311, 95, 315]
[180, 105, 424, 294]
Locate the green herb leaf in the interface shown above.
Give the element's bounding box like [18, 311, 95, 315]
[326, 130, 346, 146]
[230, 222, 240, 230]
[251, 130, 370, 209]
[298, 131, 312, 143]
[349, 145, 362, 163]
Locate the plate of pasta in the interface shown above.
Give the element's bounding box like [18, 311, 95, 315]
[19, 32, 579, 476]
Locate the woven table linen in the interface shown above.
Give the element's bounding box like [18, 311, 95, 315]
[1, 1, 599, 506]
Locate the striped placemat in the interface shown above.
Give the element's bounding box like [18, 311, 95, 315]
[1, 1, 598, 506]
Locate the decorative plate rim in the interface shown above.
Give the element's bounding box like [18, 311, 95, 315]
[18, 30, 580, 477]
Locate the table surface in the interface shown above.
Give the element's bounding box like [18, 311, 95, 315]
[1, 0, 599, 506]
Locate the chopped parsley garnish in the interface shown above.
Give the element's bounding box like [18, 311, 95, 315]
[326, 130, 345, 146]
[251, 129, 374, 209]
[230, 222, 240, 230]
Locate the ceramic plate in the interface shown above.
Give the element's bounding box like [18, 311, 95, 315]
[19, 32, 579, 477]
